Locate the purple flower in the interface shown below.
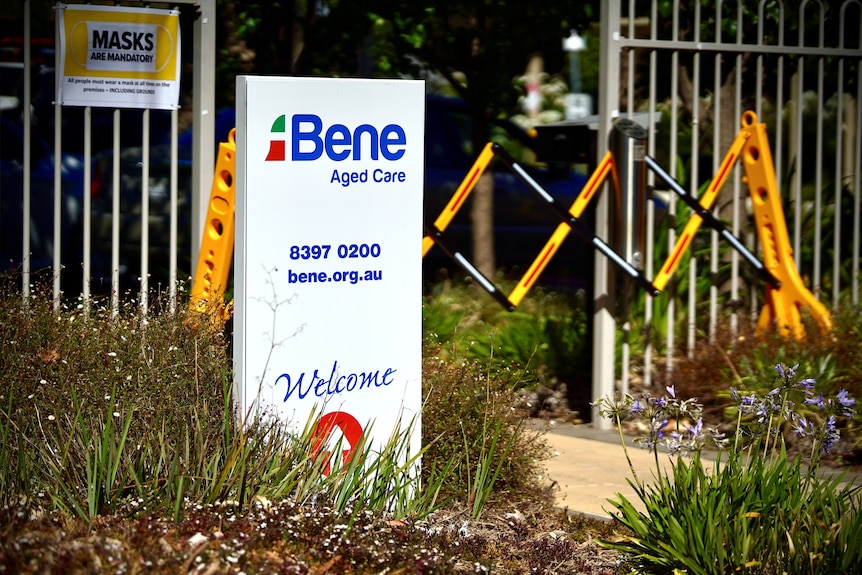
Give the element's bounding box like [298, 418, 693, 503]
[687, 417, 704, 438]
[656, 419, 668, 440]
[755, 403, 772, 423]
[823, 415, 840, 453]
[666, 385, 676, 399]
[798, 378, 816, 390]
[837, 388, 856, 409]
[805, 393, 826, 409]
[630, 398, 645, 415]
[792, 417, 812, 438]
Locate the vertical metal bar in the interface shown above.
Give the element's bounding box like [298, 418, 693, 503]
[793, 5, 806, 270]
[813, 4, 825, 299]
[836, 0, 859, 308]
[753, 1, 764, 327]
[83, 107, 92, 314]
[774, 2, 785, 196]
[192, 0, 217, 271]
[111, 109, 120, 316]
[170, 108, 179, 313]
[687, 2, 702, 358]
[667, 0, 680, 376]
[644, 0, 659, 389]
[731, 0, 743, 337]
[22, 0, 31, 302]
[141, 109, 150, 315]
[53, 103, 62, 306]
[594, 0, 621, 429]
[53, 5, 62, 308]
[710, 1, 723, 343]
[756, 0, 785, 326]
[620, 1, 637, 400]
[851, 2, 862, 305]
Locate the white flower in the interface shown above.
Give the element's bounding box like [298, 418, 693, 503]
[107, 352, 117, 357]
[187, 532, 208, 547]
[39, 379, 47, 385]
[48, 415, 55, 421]
[113, 411, 121, 418]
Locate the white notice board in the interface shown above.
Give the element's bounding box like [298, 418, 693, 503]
[57, 3, 181, 109]
[235, 76, 425, 471]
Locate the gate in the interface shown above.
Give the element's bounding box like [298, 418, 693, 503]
[591, 1, 862, 425]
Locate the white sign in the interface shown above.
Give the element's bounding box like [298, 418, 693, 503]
[235, 76, 425, 474]
[565, 93, 592, 120]
[57, 3, 181, 110]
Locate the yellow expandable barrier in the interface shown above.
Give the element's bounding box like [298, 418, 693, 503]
[422, 142, 496, 257]
[651, 111, 832, 338]
[509, 150, 616, 306]
[189, 129, 237, 324]
[739, 114, 833, 338]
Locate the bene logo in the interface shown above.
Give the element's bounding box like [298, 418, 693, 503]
[264, 114, 407, 162]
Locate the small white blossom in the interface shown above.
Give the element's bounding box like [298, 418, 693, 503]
[187, 532, 208, 547]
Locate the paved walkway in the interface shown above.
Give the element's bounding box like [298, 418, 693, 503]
[539, 421, 859, 520]
[539, 421, 700, 519]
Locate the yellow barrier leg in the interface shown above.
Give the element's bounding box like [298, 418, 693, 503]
[741, 115, 832, 337]
[653, 118, 751, 292]
[509, 151, 614, 306]
[189, 129, 237, 323]
[422, 142, 496, 257]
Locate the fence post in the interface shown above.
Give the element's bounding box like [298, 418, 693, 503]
[191, 0, 217, 270]
[592, 2, 622, 429]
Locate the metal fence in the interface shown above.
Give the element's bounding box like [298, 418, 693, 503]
[591, 1, 862, 425]
[5, 1, 862, 427]
[2, 0, 214, 314]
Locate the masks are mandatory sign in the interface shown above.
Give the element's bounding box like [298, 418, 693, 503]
[57, 3, 181, 110]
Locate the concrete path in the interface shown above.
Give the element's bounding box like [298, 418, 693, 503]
[538, 421, 717, 519]
[539, 421, 859, 520]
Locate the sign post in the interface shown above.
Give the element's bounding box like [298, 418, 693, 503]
[235, 77, 425, 476]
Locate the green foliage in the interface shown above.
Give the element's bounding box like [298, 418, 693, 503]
[607, 451, 861, 575]
[0, 276, 551, 525]
[423, 281, 588, 391]
[421, 353, 551, 512]
[596, 365, 861, 574]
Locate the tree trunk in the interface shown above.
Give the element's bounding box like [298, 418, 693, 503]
[465, 13, 495, 279]
[470, 171, 495, 278]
